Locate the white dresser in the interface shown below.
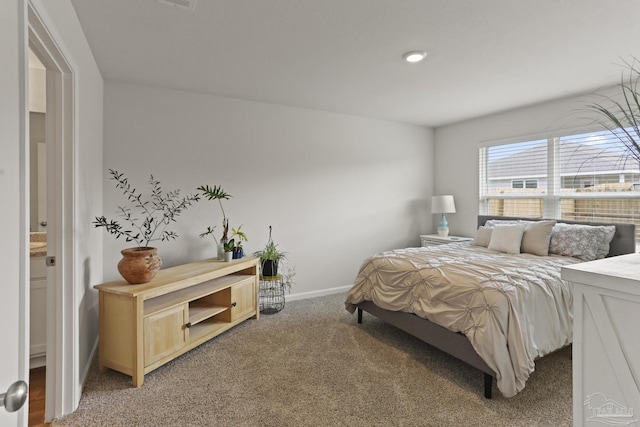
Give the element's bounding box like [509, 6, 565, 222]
[561, 253, 640, 426]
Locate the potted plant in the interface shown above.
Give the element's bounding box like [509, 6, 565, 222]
[223, 238, 235, 262]
[586, 58, 640, 162]
[197, 184, 231, 260]
[93, 169, 200, 284]
[254, 225, 287, 277]
[281, 266, 296, 293]
[231, 225, 247, 259]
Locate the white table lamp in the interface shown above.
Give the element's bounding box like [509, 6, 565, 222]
[431, 195, 456, 237]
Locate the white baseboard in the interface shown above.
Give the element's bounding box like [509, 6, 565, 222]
[286, 285, 351, 302]
[80, 337, 99, 387]
[30, 353, 46, 369]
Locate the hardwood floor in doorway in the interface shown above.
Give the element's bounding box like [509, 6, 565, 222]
[29, 367, 49, 427]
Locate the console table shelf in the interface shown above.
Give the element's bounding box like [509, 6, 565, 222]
[189, 304, 228, 325]
[94, 256, 259, 387]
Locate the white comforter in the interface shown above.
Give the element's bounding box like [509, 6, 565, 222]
[345, 242, 580, 397]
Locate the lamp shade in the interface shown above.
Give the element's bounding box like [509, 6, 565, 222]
[431, 195, 456, 214]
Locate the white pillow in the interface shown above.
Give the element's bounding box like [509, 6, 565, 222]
[484, 219, 522, 227]
[488, 224, 526, 254]
[471, 226, 493, 247]
[520, 220, 556, 256]
[596, 226, 616, 259]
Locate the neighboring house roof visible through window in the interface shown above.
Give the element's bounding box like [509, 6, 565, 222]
[488, 141, 640, 181]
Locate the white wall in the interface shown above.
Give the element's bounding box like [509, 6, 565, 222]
[103, 82, 434, 297]
[434, 90, 616, 238]
[30, 0, 104, 415]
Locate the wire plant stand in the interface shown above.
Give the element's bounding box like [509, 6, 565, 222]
[258, 274, 285, 314]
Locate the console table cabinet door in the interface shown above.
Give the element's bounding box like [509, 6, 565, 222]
[144, 304, 188, 367]
[231, 279, 257, 321]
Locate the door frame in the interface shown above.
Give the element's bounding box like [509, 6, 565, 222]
[27, 3, 77, 421]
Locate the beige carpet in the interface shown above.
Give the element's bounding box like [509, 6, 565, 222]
[52, 293, 572, 426]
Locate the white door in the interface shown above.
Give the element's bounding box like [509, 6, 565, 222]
[0, 0, 30, 425]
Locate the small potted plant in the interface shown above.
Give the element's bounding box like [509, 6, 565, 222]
[254, 225, 287, 277]
[94, 169, 200, 284]
[231, 225, 248, 259]
[223, 238, 235, 262]
[197, 184, 231, 260]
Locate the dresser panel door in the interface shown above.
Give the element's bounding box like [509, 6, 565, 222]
[231, 280, 256, 320]
[143, 304, 188, 367]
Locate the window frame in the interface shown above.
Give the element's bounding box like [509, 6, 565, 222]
[479, 128, 640, 220]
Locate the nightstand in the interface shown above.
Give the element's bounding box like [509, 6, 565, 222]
[420, 234, 472, 247]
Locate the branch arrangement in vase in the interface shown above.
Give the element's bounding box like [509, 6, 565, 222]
[197, 184, 231, 245]
[94, 169, 200, 248]
[197, 184, 248, 260]
[93, 169, 200, 284]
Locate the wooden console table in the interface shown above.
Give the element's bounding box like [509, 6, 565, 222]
[94, 256, 259, 386]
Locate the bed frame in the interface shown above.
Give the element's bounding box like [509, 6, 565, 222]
[354, 215, 636, 398]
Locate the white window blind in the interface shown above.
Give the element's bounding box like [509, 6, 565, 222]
[479, 129, 640, 237]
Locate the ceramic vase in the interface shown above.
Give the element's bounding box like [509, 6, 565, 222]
[233, 247, 244, 259]
[117, 247, 162, 284]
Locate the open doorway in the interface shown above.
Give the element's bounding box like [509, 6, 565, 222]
[28, 3, 76, 422]
[27, 47, 48, 426]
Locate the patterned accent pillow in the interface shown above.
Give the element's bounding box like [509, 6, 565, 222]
[549, 224, 602, 261]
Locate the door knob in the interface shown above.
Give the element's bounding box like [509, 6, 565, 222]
[0, 380, 28, 412]
[40, 221, 47, 227]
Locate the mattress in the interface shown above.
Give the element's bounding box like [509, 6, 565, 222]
[345, 242, 581, 397]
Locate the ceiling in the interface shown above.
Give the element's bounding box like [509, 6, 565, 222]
[70, 0, 640, 127]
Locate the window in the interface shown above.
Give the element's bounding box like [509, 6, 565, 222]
[511, 179, 538, 189]
[479, 129, 640, 238]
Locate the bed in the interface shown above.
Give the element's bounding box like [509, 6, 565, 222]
[345, 215, 636, 398]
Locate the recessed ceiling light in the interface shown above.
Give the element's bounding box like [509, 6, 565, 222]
[403, 50, 427, 64]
